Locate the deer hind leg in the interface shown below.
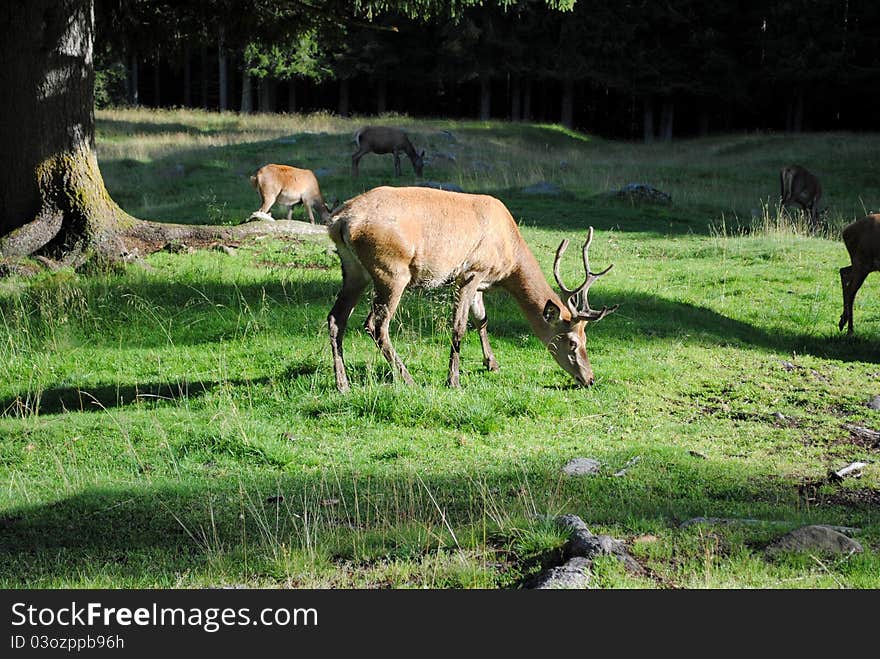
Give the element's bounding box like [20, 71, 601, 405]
[840, 265, 868, 335]
[256, 192, 279, 219]
[328, 252, 370, 392]
[366, 275, 415, 385]
[393, 150, 402, 176]
[351, 149, 367, 177]
[469, 291, 499, 373]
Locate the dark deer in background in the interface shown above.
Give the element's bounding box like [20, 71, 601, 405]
[780, 164, 823, 230]
[351, 126, 425, 177]
[839, 214, 880, 334]
[326, 185, 618, 392]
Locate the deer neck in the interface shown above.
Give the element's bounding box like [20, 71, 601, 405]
[501, 241, 569, 345]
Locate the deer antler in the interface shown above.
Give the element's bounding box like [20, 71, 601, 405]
[552, 227, 618, 322]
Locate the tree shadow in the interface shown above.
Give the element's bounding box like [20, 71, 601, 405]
[0, 456, 876, 586]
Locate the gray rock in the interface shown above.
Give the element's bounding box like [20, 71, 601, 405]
[417, 181, 464, 193]
[313, 168, 333, 177]
[604, 182, 671, 205]
[561, 457, 601, 476]
[522, 181, 562, 195]
[526, 557, 592, 589]
[765, 525, 863, 556]
[867, 395, 880, 411]
[556, 514, 644, 575]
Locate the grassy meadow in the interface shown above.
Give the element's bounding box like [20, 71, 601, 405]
[2, 107, 880, 588]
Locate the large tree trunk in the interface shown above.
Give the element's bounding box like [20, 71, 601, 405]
[258, 77, 275, 113]
[0, 0, 323, 270]
[792, 87, 804, 133]
[522, 79, 532, 121]
[200, 46, 209, 109]
[479, 73, 491, 120]
[560, 79, 574, 129]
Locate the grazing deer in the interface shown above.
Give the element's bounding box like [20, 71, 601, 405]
[838, 214, 880, 335]
[249, 164, 332, 224]
[351, 126, 425, 177]
[327, 186, 618, 392]
[780, 165, 823, 230]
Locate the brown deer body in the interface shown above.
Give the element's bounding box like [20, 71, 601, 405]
[249, 164, 331, 224]
[327, 186, 618, 392]
[780, 165, 823, 229]
[839, 214, 880, 334]
[351, 126, 425, 177]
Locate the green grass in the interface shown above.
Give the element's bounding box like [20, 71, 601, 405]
[1, 108, 880, 588]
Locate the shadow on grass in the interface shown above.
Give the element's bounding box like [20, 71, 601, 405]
[1, 454, 878, 586]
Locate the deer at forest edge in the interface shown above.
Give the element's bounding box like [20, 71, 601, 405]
[351, 126, 425, 178]
[838, 214, 880, 335]
[326, 186, 618, 392]
[780, 164, 823, 230]
[249, 164, 333, 224]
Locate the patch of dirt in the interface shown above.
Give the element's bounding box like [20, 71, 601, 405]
[815, 487, 880, 508]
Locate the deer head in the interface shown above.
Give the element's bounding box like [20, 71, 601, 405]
[543, 227, 618, 386]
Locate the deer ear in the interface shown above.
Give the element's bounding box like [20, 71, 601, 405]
[542, 300, 561, 323]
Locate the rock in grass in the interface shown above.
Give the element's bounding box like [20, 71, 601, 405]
[765, 525, 863, 556]
[561, 457, 601, 476]
[526, 557, 592, 589]
[866, 395, 880, 410]
[522, 181, 562, 195]
[556, 514, 644, 575]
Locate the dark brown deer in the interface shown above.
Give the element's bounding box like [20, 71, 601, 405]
[780, 165, 823, 230]
[351, 126, 425, 177]
[839, 214, 880, 335]
[249, 164, 332, 224]
[327, 186, 618, 392]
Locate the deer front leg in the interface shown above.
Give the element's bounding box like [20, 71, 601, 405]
[351, 149, 365, 177]
[393, 149, 402, 177]
[447, 277, 483, 387]
[469, 291, 499, 372]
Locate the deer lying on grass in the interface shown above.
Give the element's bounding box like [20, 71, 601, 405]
[780, 164, 823, 230]
[327, 186, 618, 392]
[351, 126, 425, 177]
[838, 214, 880, 335]
[249, 164, 332, 224]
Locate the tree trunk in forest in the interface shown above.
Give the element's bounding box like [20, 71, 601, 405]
[153, 49, 161, 107]
[183, 44, 192, 107]
[659, 99, 674, 142]
[287, 79, 296, 113]
[0, 0, 323, 271]
[479, 73, 491, 120]
[338, 78, 350, 116]
[699, 110, 710, 137]
[560, 79, 574, 129]
[642, 96, 654, 143]
[792, 87, 804, 133]
[217, 30, 228, 112]
[200, 46, 209, 109]
[241, 70, 253, 114]
[510, 76, 521, 121]
[522, 79, 532, 121]
[258, 77, 275, 113]
[376, 79, 387, 115]
[128, 51, 139, 106]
